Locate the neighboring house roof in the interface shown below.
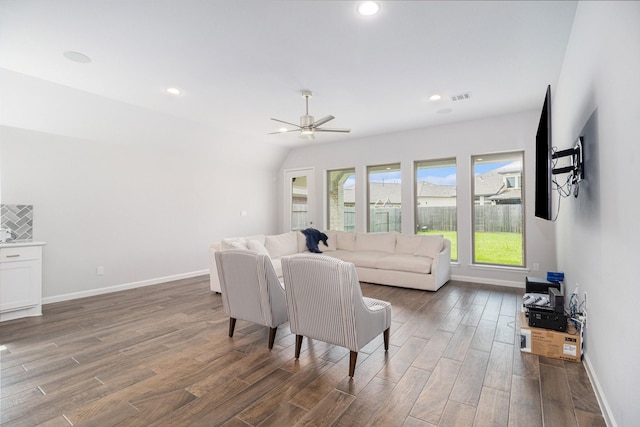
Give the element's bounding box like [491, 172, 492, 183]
[341, 162, 522, 204]
[489, 189, 522, 201]
[474, 160, 521, 197]
[369, 182, 401, 204]
[343, 182, 402, 204]
[417, 181, 456, 198]
[474, 171, 506, 196]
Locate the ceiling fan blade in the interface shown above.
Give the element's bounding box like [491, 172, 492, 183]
[271, 93, 350, 139]
[271, 118, 301, 128]
[268, 129, 299, 135]
[311, 115, 334, 128]
[314, 128, 351, 133]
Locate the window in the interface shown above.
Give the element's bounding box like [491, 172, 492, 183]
[368, 163, 401, 232]
[290, 175, 309, 231]
[415, 158, 457, 261]
[472, 151, 524, 266]
[505, 175, 521, 189]
[327, 168, 356, 231]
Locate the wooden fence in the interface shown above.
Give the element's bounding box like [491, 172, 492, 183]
[300, 205, 522, 233]
[416, 206, 457, 232]
[473, 205, 522, 233]
[418, 205, 522, 233]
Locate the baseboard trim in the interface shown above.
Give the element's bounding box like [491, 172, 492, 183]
[42, 270, 210, 304]
[451, 274, 524, 289]
[583, 353, 615, 427]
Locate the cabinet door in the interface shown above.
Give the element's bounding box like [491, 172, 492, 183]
[0, 260, 39, 312]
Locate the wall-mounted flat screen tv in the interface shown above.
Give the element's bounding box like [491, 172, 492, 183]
[535, 85, 552, 220]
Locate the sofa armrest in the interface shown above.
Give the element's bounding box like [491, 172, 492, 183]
[209, 242, 222, 292]
[431, 239, 452, 289]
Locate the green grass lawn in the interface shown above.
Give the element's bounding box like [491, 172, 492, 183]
[419, 230, 458, 261]
[474, 232, 522, 265]
[418, 230, 522, 265]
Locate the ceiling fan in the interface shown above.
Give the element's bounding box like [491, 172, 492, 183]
[269, 90, 351, 139]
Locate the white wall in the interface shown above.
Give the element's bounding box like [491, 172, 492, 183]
[553, 2, 640, 426]
[280, 110, 557, 287]
[0, 125, 284, 301]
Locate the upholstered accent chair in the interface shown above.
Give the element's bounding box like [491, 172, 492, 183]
[215, 249, 288, 349]
[281, 254, 392, 377]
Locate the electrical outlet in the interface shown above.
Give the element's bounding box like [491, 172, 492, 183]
[97, 266, 104, 276]
[584, 291, 588, 310]
[533, 263, 540, 271]
[581, 291, 588, 329]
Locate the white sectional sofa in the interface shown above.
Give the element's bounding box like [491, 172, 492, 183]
[210, 230, 451, 292]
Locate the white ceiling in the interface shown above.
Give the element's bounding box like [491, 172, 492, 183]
[0, 0, 578, 149]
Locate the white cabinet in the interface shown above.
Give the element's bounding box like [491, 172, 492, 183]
[0, 242, 45, 322]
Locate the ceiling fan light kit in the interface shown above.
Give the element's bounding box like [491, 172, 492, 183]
[270, 90, 351, 138]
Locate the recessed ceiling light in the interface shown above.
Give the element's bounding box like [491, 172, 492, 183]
[279, 127, 287, 133]
[429, 94, 442, 101]
[166, 87, 181, 95]
[63, 51, 92, 63]
[357, 1, 380, 16]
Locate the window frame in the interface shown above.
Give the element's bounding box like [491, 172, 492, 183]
[326, 167, 356, 232]
[367, 163, 402, 233]
[414, 157, 458, 261]
[471, 151, 525, 267]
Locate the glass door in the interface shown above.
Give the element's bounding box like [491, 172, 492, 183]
[284, 168, 314, 231]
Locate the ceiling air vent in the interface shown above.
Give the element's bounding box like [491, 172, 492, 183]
[451, 92, 471, 102]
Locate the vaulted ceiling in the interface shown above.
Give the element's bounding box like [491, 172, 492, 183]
[0, 1, 577, 149]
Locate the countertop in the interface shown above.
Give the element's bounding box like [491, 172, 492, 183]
[0, 241, 47, 249]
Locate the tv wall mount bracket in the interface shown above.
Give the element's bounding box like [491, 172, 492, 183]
[552, 136, 584, 197]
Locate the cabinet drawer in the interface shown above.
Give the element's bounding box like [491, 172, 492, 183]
[0, 246, 42, 262]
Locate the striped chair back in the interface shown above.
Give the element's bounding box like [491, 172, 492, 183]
[282, 254, 386, 352]
[215, 249, 288, 329]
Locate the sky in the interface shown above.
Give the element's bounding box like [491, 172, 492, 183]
[341, 161, 513, 188]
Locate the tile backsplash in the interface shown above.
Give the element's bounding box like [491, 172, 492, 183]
[1, 204, 33, 241]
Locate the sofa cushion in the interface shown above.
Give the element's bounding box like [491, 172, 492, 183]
[265, 232, 299, 259]
[376, 254, 433, 274]
[355, 232, 397, 254]
[395, 234, 425, 255]
[322, 230, 338, 251]
[340, 250, 389, 268]
[415, 235, 445, 258]
[248, 239, 270, 256]
[222, 240, 247, 250]
[221, 234, 265, 250]
[296, 231, 308, 253]
[324, 249, 357, 263]
[336, 231, 356, 251]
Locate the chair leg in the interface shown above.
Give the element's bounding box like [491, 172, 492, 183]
[295, 335, 303, 359]
[383, 327, 390, 351]
[349, 351, 358, 377]
[268, 327, 278, 350]
[228, 317, 236, 337]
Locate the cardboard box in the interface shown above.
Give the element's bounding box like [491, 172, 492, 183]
[519, 311, 582, 362]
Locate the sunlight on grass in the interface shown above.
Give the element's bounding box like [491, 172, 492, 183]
[419, 230, 457, 261]
[474, 232, 522, 265]
[417, 230, 522, 265]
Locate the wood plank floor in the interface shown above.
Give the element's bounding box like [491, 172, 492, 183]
[0, 276, 606, 426]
